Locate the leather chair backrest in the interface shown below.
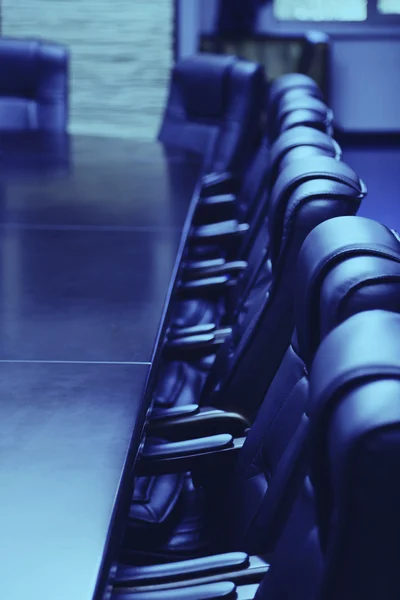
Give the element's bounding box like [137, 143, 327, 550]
[158, 53, 266, 174]
[255, 310, 400, 600]
[0, 38, 68, 131]
[270, 126, 341, 180]
[295, 215, 400, 365]
[280, 107, 333, 136]
[268, 156, 364, 264]
[278, 96, 330, 123]
[268, 73, 323, 120]
[221, 218, 400, 556]
[271, 96, 331, 141]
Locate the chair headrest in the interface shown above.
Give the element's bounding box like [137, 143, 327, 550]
[268, 156, 365, 265]
[268, 73, 323, 112]
[270, 127, 341, 174]
[310, 309, 400, 424]
[296, 216, 400, 365]
[280, 108, 333, 134]
[174, 54, 237, 119]
[278, 96, 329, 121]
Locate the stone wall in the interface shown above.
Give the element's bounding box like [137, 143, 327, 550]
[1, 0, 173, 139]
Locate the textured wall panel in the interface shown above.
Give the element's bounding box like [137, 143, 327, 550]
[2, 0, 172, 138]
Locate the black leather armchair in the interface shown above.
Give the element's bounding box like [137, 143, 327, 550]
[0, 38, 69, 131]
[158, 54, 266, 176]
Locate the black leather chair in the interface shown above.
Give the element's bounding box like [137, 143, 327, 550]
[157, 158, 364, 414]
[0, 38, 69, 131]
[158, 54, 266, 175]
[114, 219, 400, 596]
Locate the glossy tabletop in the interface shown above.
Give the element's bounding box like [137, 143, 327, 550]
[0, 133, 203, 600]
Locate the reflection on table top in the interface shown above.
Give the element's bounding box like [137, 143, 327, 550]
[0, 133, 203, 600]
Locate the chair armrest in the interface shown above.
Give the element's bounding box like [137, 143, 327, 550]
[184, 260, 248, 280]
[112, 581, 238, 600]
[136, 435, 246, 476]
[115, 554, 269, 589]
[147, 406, 251, 439]
[142, 434, 234, 459]
[200, 171, 241, 197]
[190, 220, 250, 246]
[116, 552, 249, 586]
[178, 276, 235, 299]
[201, 194, 237, 208]
[150, 404, 200, 422]
[194, 194, 238, 225]
[164, 328, 232, 359]
[184, 258, 226, 272]
[168, 323, 217, 339]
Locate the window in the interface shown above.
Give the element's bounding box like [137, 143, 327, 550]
[378, 0, 400, 14]
[274, 0, 367, 21]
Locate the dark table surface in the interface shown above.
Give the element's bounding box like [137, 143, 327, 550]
[0, 133, 203, 600]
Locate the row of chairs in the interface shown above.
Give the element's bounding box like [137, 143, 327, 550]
[106, 59, 400, 598]
[129, 59, 357, 521]
[112, 217, 400, 600]
[158, 53, 331, 177]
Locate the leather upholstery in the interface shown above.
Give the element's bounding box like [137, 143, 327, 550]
[280, 107, 333, 136]
[256, 310, 400, 600]
[131, 473, 186, 527]
[268, 73, 323, 120]
[295, 215, 400, 365]
[272, 97, 332, 141]
[268, 156, 364, 264]
[158, 54, 266, 174]
[277, 96, 331, 123]
[0, 38, 68, 130]
[122, 473, 210, 564]
[154, 362, 208, 409]
[270, 126, 341, 179]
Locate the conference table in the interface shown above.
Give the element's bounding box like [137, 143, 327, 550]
[0, 132, 204, 600]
